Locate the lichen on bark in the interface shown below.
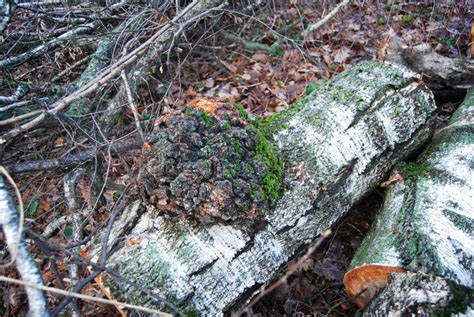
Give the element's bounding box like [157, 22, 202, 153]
[106, 61, 438, 315]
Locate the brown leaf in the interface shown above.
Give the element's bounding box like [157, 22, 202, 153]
[252, 52, 268, 63]
[333, 47, 352, 64]
[380, 171, 404, 188]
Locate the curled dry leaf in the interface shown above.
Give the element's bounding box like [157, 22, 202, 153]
[380, 171, 404, 188]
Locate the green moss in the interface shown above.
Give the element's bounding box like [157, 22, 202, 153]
[183, 109, 195, 116]
[256, 96, 307, 135]
[331, 85, 356, 104]
[202, 160, 211, 168]
[232, 141, 243, 156]
[400, 162, 433, 180]
[400, 14, 413, 26]
[201, 112, 212, 124]
[377, 16, 387, 24]
[305, 83, 320, 96]
[249, 124, 283, 203]
[222, 122, 231, 129]
[184, 308, 200, 317]
[234, 103, 249, 120]
[443, 282, 474, 315]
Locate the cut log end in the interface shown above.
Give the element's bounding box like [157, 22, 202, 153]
[343, 264, 404, 308]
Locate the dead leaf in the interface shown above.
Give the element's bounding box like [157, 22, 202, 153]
[252, 52, 268, 63]
[143, 142, 152, 152]
[380, 171, 404, 187]
[188, 97, 220, 116]
[220, 60, 238, 73]
[205, 78, 214, 88]
[333, 47, 352, 64]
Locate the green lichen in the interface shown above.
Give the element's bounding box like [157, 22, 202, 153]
[331, 85, 356, 104]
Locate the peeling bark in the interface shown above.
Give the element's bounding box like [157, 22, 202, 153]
[101, 61, 437, 315]
[345, 88, 474, 310]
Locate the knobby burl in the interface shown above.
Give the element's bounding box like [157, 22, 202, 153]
[139, 107, 282, 224]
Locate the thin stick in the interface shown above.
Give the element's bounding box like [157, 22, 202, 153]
[238, 229, 332, 314]
[121, 71, 145, 141]
[304, 0, 350, 34]
[0, 275, 172, 317]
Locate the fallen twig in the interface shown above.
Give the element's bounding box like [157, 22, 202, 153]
[0, 21, 100, 70]
[0, 0, 223, 143]
[0, 275, 172, 316]
[304, 0, 350, 35]
[4, 134, 159, 174]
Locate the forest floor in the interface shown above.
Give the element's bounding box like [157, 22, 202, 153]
[0, 1, 472, 316]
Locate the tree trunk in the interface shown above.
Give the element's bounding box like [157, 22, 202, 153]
[100, 61, 437, 315]
[344, 88, 474, 311]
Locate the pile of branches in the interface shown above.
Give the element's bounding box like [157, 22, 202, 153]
[0, 0, 239, 315]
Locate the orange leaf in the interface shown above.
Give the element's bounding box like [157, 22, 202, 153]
[143, 142, 152, 151]
[80, 248, 89, 258]
[40, 200, 51, 212]
[188, 97, 220, 116]
[126, 237, 141, 246]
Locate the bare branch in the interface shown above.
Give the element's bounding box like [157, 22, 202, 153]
[0, 21, 100, 70]
[4, 134, 159, 174]
[121, 70, 145, 141]
[0, 275, 172, 316]
[0, 170, 49, 316]
[0, 0, 223, 143]
[304, 0, 350, 34]
[0, 0, 17, 34]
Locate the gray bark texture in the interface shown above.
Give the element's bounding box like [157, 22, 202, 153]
[345, 88, 474, 311]
[384, 42, 474, 91]
[100, 61, 437, 315]
[363, 272, 473, 317]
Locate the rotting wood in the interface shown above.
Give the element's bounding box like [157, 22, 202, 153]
[344, 88, 474, 310]
[99, 61, 437, 315]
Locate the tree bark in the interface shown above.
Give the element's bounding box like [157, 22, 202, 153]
[100, 61, 437, 315]
[363, 272, 473, 316]
[344, 88, 474, 310]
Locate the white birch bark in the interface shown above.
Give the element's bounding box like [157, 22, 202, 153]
[345, 88, 474, 312]
[0, 176, 49, 316]
[102, 61, 437, 315]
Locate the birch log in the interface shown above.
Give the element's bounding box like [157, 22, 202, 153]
[344, 88, 474, 311]
[103, 61, 437, 315]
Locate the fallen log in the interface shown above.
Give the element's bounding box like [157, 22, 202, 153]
[383, 41, 474, 92]
[99, 61, 436, 315]
[344, 88, 474, 312]
[363, 272, 473, 316]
